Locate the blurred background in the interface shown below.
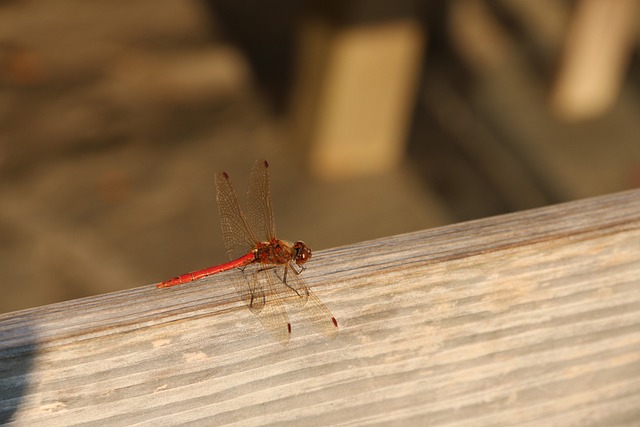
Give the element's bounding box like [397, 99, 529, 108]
[1, 0, 639, 313]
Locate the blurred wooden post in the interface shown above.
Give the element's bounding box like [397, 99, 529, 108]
[290, 3, 425, 180]
[550, 0, 638, 120]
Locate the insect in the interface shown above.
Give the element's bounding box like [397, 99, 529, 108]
[157, 160, 338, 343]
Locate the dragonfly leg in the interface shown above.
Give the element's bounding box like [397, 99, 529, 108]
[287, 262, 305, 275]
[256, 265, 307, 298]
[249, 290, 265, 310]
[282, 265, 307, 298]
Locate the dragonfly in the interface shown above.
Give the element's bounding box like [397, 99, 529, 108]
[156, 159, 338, 343]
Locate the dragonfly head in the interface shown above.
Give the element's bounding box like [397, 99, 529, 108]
[293, 241, 312, 265]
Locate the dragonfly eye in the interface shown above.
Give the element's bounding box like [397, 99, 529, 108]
[294, 241, 312, 265]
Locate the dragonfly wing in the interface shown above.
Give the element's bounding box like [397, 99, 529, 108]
[272, 264, 309, 307]
[299, 288, 339, 338]
[246, 159, 276, 242]
[252, 268, 291, 344]
[234, 264, 266, 314]
[275, 264, 338, 338]
[215, 170, 259, 261]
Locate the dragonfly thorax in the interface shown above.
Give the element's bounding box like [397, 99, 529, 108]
[253, 239, 307, 266]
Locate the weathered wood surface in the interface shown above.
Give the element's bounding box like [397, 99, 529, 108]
[2, 190, 640, 426]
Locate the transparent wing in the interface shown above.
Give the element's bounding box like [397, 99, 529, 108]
[237, 264, 336, 342]
[215, 170, 259, 261]
[274, 264, 309, 306]
[301, 288, 339, 338]
[251, 267, 291, 344]
[233, 264, 266, 314]
[246, 159, 276, 242]
[280, 263, 338, 338]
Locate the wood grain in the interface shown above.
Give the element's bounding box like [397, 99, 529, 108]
[2, 190, 640, 426]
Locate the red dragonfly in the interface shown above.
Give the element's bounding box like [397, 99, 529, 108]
[157, 160, 338, 343]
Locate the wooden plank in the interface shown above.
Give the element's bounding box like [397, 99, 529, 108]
[2, 190, 640, 426]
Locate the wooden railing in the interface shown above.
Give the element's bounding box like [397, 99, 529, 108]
[2, 189, 640, 425]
